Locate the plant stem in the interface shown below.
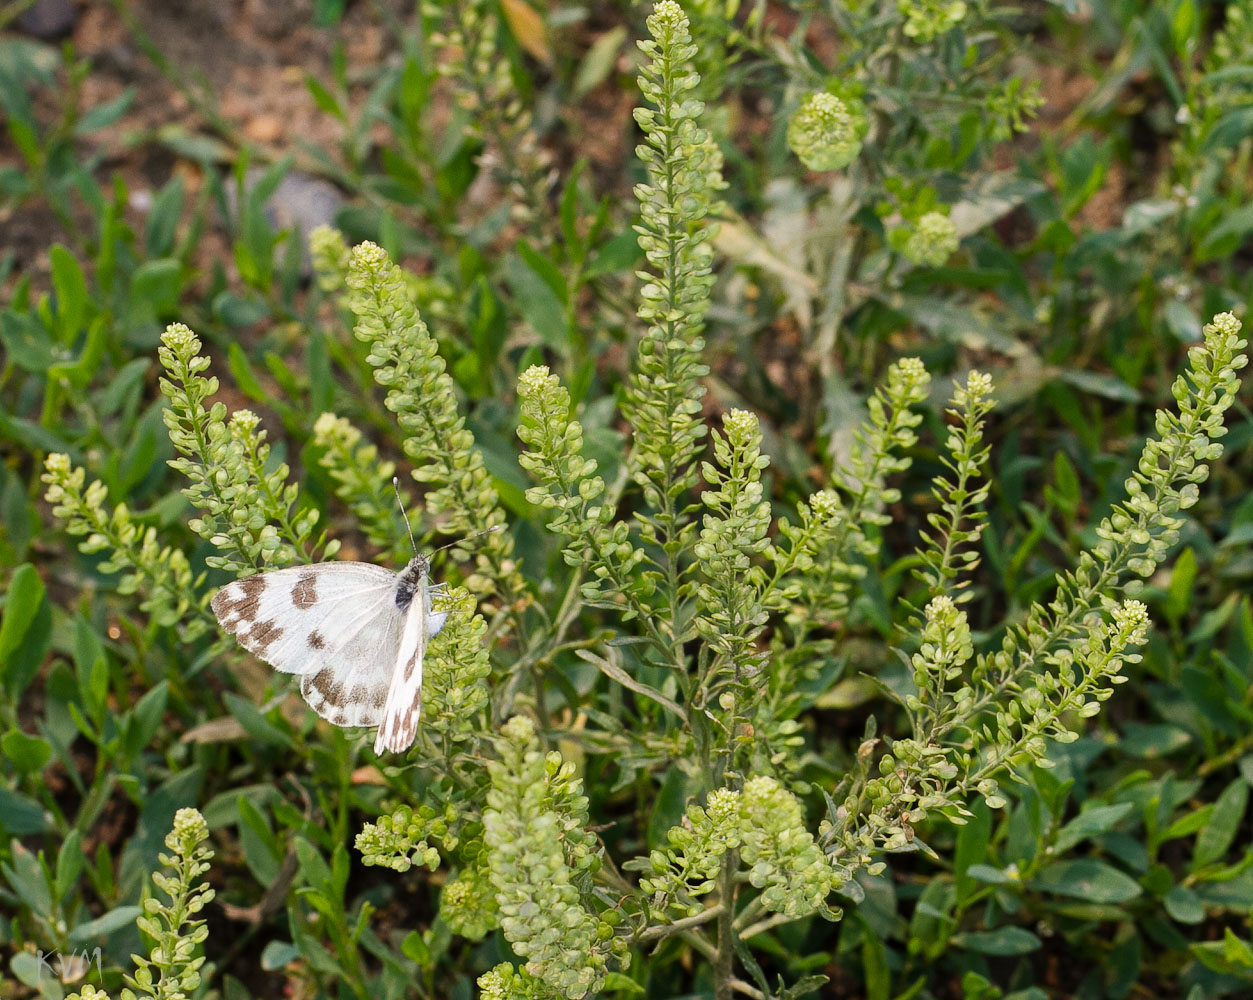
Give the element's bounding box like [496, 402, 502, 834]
[714, 848, 738, 1000]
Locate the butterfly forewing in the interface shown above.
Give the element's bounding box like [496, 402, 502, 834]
[212, 563, 404, 730]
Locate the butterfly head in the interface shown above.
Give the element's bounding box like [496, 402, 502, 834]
[394, 555, 430, 611]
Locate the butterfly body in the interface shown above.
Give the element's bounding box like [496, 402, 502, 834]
[211, 556, 448, 754]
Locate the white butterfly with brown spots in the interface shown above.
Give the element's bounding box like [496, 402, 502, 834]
[211, 552, 447, 754]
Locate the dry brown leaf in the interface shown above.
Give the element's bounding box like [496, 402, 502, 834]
[501, 0, 552, 66]
[181, 716, 248, 743]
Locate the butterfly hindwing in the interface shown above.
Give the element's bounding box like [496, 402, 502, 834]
[375, 559, 431, 754]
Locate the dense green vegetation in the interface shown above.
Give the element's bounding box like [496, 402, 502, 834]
[3, 2, 1253, 999]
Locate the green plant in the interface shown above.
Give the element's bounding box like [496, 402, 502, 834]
[77, 3, 1242, 995]
[8, 2, 1253, 999]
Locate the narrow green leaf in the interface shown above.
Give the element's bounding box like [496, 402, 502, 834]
[75, 86, 136, 134]
[954, 926, 1042, 955]
[576, 649, 687, 721]
[0, 563, 51, 695]
[1166, 547, 1197, 625]
[49, 244, 88, 341]
[1032, 859, 1142, 903]
[1194, 779, 1248, 871]
[68, 904, 143, 946]
[1054, 802, 1135, 854]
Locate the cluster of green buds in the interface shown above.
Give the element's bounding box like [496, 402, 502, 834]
[121, 808, 215, 1000]
[42, 453, 207, 638]
[638, 787, 744, 916]
[739, 776, 845, 920]
[345, 242, 513, 595]
[440, 851, 499, 942]
[355, 802, 460, 873]
[899, 0, 969, 43]
[483, 717, 618, 999]
[786, 91, 863, 171]
[311, 411, 402, 555]
[158, 322, 317, 572]
[902, 211, 960, 267]
[420, 589, 491, 742]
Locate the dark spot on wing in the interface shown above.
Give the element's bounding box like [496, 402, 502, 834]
[302, 671, 342, 722]
[302, 670, 389, 728]
[292, 572, 318, 609]
[402, 647, 421, 682]
[307, 669, 341, 702]
[243, 618, 284, 653]
[376, 699, 421, 753]
[212, 573, 268, 630]
[308, 630, 326, 649]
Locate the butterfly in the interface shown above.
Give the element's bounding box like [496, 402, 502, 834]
[211, 553, 449, 754]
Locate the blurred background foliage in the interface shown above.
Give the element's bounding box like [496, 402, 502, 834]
[2, 0, 1253, 998]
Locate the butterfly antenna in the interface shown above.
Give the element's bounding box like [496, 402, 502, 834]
[430, 523, 507, 556]
[393, 477, 420, 559]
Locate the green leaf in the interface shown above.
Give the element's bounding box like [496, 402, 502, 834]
[1165, 547, 1197, 626]
[1, 729, 50, 774]
[213, 291, 271, 328]
[1224, 928, 1253, 968]
[261, 940, 301, 970]
[0, 784, 51, 835]
[400, 929, 430, 964]
[1160, 804, 1212, 843]
[1119, 722, 1193, 758]
[128, 258, 184, 324]
[0, 563, 51, 696]
[223, 692, 294, 749]
[1047, 449, 1080, 516]
[1032, 859, 1142, 903]
[646, 764, 692, 850]
[237, 795, 282, 885]
[576, 649, 687, 722]
[75, 86, 136, 134]
[814, 676, 879, 710]
[504, 249, 571, 355]
[67, 904, 143, 946]
[145, 175, 185, 258]
[1197, 204, 1253, 262]
[965, 863, 1010, 885]
[124, 682, 169, 760]
[304, 73, 345, 120]
[1164, 884, 1205, 924]
[49, 244, 88, 341]
[1055, 367, 1139, 403]
[0, 841, 51, 913]
[573, 26, 627, 99]
[228, 341, 269, 402]
[0, 310, 54, 372]
[602, 972, 645, 994]
[1054, 802, 1134, 854]
[954, 926, 1042, 955]
[954, 799, 991, 904]
[585, 227, 644, 279]
[73, 615, 109, 725]
[295, 837, 334, 894]
[862, 914, 890, 1000]
[313, 0, 346, 26]
[1193, 779, 1248, 871]
[1171, 0, 1197, 58]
